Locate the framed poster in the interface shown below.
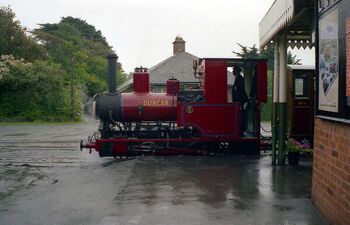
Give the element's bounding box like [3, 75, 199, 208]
[318, 9, 339, 112]
[346, 17, 350, 97]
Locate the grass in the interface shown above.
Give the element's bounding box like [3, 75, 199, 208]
[0, 118, 83, 126]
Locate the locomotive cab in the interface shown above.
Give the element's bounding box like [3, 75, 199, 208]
[189, 58, 268, 138]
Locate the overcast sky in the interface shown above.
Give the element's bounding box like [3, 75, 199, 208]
[2, 0, 314, 73]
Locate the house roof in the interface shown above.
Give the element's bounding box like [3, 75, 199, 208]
[117, 78, 132, 92]
[149, 51, 235, 85]
[118, 51, 235, 92]
[149, 51, 199, 84]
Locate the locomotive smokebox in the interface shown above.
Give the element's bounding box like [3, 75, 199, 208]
[107, 53, 118, 93]
[95, 53, 121, 122]
[95, 93, 122, 122]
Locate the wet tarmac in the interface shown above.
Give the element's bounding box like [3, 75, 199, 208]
[0, 121, 326, 225]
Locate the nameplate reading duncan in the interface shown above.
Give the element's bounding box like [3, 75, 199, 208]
[143, 99, 169, 106]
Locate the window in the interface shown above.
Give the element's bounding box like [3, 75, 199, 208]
[294, 76, 308, 98]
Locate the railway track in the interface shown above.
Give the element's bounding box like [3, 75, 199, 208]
[0, 122, 99, 167]
[0, 140, 84, 167]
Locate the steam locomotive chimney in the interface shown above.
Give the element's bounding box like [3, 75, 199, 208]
[107, 53, 118, 93]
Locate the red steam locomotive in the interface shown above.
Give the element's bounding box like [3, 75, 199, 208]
[81, 54, 267, 157]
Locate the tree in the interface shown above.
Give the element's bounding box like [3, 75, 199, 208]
[0, 6, 45, 61]
[33, 17, 127, 96]
[232, 43, 260, 59]
[0, 8, 127, 121]
[61, 17, 110, 48]
[0, 55, 81, 121]
[234, 43, 302, 71]
[260, 44, 302, 69]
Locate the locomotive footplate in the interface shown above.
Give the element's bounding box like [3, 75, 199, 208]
[80, 136, 260, 156]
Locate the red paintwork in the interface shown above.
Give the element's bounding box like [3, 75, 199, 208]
[113, 142, 128, 155]
[257, 61, 268, 103]
[88, 139, 128, 155]
[133, 72, 150, 93]
[95, 137, 257, 143]
[122, 93, 177, 122]
[121, 71, 177, 122]
[166, 79, 180, 95]
[81, 58, 269, 156]
[177, 103, 240, 137]
[202, 60, 228, 104]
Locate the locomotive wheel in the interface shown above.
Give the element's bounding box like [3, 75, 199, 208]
[243, 142, 260, 155]
[188, 142, 207, 155]
[207, 142, 230, 155]
[99, 142, 113, 157]
[218, 142, 230, 154]
[230, 142, 260, 155]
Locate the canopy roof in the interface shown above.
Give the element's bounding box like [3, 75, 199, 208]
[259, 0, 314, 49]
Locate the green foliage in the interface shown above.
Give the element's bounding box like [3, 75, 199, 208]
[34, 17, 127, 96]
[0, 7, 127, 121]
[85, 75, 107, 96]
[232, 44, 260, 59]
[234, 43, 302, 70]
[286, 138, 312, 154]
[61, 17, 110, 48]
[0, 6, 45, 61]
[0, 55, 81, 121]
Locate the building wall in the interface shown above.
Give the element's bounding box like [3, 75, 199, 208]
[312, 117, 350, 225]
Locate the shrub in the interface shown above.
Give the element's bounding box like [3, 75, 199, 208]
[0, 55, 81, 121]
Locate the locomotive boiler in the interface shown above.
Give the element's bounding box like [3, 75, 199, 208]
[96, 69, 179, 123]
[81, 53, 267, 157]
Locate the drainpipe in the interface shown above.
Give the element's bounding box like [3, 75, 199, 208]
[272, 38, 280, 165]
[278, 31, 287, 165]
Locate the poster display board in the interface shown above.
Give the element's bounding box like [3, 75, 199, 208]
[318, 9, 339, 112]
[346, 17, 350, 97]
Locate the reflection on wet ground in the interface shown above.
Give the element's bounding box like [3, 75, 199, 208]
[0, 122, 326, 225]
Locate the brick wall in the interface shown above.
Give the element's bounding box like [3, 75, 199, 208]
[312, 118, 350, 225]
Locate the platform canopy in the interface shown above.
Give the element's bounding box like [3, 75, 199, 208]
[259, 0, 314, 49]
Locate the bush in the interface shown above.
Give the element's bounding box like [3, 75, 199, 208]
[0, 55, 81, 121]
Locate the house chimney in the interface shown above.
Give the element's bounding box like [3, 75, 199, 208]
[173, 36, 185, 55]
